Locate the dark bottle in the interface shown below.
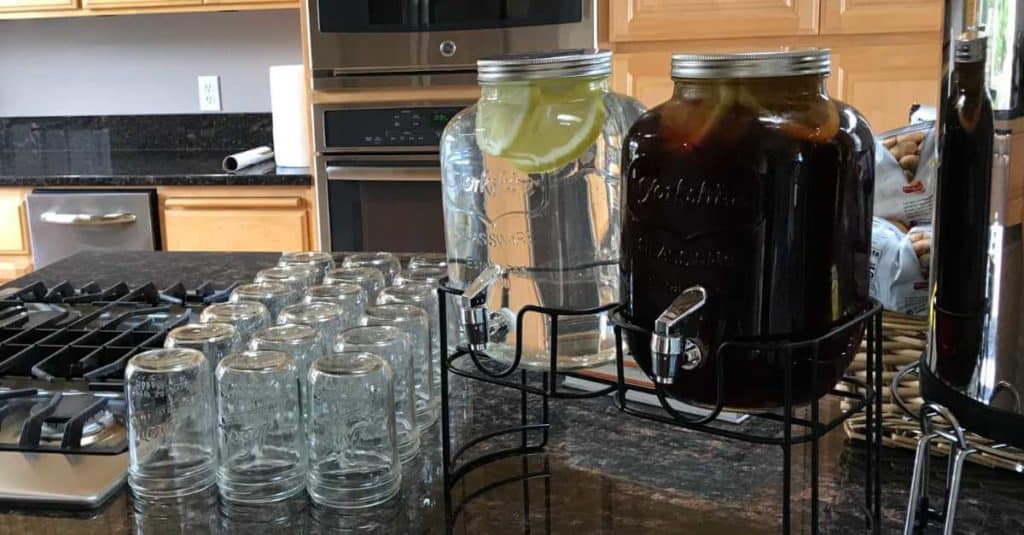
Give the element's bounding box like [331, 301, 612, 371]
[928, 34, 994, 388]
[620, 50, 875, 410]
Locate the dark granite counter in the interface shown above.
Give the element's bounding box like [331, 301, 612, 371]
[0, 114, 312, 187]
[0, 149, 311, 186]
[3, 251, 1024, 534]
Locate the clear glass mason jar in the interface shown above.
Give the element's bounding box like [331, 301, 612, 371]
[279, 252, 334, 284]
[324, 267, 387, 303]
[440, 49, 644, 370]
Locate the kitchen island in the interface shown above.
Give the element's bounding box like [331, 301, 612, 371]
[1, 251, 1022, 534]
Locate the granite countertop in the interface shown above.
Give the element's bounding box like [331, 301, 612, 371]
[3, 252, 1024, 534]
[0, 149, 311, 187]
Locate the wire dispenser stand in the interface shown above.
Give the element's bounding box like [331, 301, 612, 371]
[437, 283, 884, 535]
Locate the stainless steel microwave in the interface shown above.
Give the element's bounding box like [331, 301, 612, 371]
[306, 0, 596, 85]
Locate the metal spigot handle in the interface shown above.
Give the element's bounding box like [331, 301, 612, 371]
[653, 286, 707, 335]
[460, 264, 505, 350]
[461, 263, 504, 307]
[650, 286, 708, 385]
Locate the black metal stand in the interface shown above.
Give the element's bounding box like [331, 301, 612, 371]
[438, 284, 884, 534]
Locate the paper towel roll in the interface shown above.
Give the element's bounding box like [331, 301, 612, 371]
[223, 146, 274, 171]
[269, 64, 311, 168]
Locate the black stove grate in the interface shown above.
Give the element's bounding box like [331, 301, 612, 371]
[0, 281, 236, 383]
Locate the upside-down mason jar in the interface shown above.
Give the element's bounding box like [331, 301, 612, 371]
[620, 50, 875, 410]
[441, 49, 644, 370]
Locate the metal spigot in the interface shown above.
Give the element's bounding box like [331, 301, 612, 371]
[460, 264, 505, 351]
[650, 286, 707, 385]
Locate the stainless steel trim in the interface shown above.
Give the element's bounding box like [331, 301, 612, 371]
[325, 166, 441, 182]
[306, 0, 597, 83]
[671, 50, 831, 79]
[40, 212, 137, 226]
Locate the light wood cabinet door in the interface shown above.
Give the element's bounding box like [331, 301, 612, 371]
[0, 0, 76, 12]
[83, 0, 198, 9]
[163, 196, 310, 252]
[831, 40, 941, 133]
[610, 0, 819, 42]
[821, 0, 943, 35]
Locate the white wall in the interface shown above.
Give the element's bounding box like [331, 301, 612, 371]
[0, 10, 301, 117]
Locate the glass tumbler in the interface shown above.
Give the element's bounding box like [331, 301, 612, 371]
[395, 266, 447, 286]
[304, 283, 366, 328]
[324, 266, 386, 303]
[230, 282, 299, 321]
[199, 301, 270, 348]
[408, 253, 447, 270]
[216, 350, 305, 504]
[361, 304, 436, 429]
[335, 326, 418, 463]
[279, 251, 334, 284]
[277, 302, 345, 355]
[250, 323, 322, 397]
[307, 352, 401, 510]
[378, 283, 440, 404]
[164, 322, 240, 368]
[256, 266, 315, 293]
[342, 252, 401, 285]
[126, 348, 216, 499]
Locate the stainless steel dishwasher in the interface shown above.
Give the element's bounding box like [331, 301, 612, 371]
[26, 189, 160, 269]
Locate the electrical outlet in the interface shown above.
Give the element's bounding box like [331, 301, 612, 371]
[197, 75, 221, 112]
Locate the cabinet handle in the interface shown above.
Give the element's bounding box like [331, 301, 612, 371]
[40, 212, 137, 226]
[164, 197, 303, 209]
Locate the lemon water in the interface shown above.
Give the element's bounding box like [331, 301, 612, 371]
[440, 77, 644, 370]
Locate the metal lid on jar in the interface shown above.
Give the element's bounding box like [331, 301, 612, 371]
[671, 49, 831, 79]
[477, 49, 612, 83]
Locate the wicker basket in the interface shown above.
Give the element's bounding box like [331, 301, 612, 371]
[840, 311, 1024, 471]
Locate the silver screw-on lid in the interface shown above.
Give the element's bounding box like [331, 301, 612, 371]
[477, 49, 612, 83]
[671, 49, 831, 79]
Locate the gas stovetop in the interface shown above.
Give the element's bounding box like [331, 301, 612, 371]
[0, 280, 235, 509]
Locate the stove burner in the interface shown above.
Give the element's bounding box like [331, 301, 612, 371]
[0, 280, 235, 381]
[40, 409, 115, 442]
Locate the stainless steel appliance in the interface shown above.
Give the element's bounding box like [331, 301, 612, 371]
[306, 0, 596, 88]
[0, 281, 235, 508]
[26, 190, 159, 270]
[313, 103, 469, 252]
[905, 1, 1024, 533]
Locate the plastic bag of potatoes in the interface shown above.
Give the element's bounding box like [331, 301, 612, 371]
[869, 122, 936, 316]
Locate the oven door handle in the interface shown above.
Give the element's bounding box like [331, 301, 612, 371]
[326, 165, 441, 182]
[40, 212, 138, 226]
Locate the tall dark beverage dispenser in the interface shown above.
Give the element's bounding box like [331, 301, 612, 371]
[620, 50, 875, 411]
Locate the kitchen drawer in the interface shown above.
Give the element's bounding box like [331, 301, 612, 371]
[162, 196, 310, 252]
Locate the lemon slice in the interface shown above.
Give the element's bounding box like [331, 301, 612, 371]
[477, 78, 606, 174]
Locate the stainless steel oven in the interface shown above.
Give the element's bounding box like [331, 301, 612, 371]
[313, 103, 470, 252]
[306, 0, 596, 87]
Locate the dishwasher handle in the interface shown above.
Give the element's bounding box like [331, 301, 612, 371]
[40, 212, 138, 226]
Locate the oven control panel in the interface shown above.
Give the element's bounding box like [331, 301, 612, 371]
[322, 106, 465, 149]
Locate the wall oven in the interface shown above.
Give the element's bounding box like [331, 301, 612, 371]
[306, 0, 596, 87]
[313, 103, 469, 252]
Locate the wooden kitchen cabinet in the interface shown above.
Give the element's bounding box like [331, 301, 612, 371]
[609, 0, 819, 42]
[0, 0, 76, 13]
[82, 0, 197, 9]
[160, 187, 317, 253]
[830, 41, 941, 133]
[821, 0, 943, 35]
[0, 189, 34, 283]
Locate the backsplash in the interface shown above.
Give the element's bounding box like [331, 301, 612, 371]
[0, 114, 272, 152]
